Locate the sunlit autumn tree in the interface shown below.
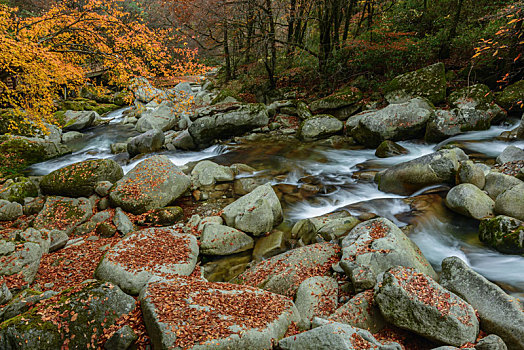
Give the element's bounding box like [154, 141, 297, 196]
[0, 0, 206, 134]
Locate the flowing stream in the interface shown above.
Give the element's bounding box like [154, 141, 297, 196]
[29, 112, 524, 293]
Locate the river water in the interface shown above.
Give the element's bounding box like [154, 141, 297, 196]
[29, 108, 524, 293]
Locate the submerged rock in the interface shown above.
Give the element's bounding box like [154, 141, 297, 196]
[109, 155, 190, 214]
[376, 266, 479, 347]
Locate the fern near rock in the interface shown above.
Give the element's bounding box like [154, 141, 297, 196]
[384, 62, 447, 105]
[140, 276, 300, 350]
[440, 257, 524, 350]
[0, 281, 135, 349]
[109, 155, 190, 214]
[40, 159, 123, 197]
[375, 266, 479, 347]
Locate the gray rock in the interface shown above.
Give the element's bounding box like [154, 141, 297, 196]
[200, 224, 254, 255]
[49, 230, 68, 252]
[299, 115, 344, 141]
[496, 145, 524, 164]
[110, 142, 128, 154]
[40, 159, 123, 197]
[113, 207, 134, 235]
[0, 241, 43, 285]
[127, 129, 165, 157]
[329, 291, 386, 333]
[95, 227, 198, 295]
[104, 325, 138, 350]
[375, 148, 468, 195]
[189, 103, 269, 147]
[295, 276, 338, 329]
[33, 196, 93, 234]
[0, 177, 38, 204]
[94, 181, 113, 197]
[15, 228, 51, 254]
[61, 131, 83, 143]
[172, 130, 196, 150]
[63, 110, 99, 131]
[352, 98, 434, 147]
[384, 62, 446, 105]
[445, 184, 495, 220]
[109, 155, 190, 214]
[458, 161, 486, 189]
[0, 200, 23, 221]
[494, 184, 524, 220]
[425, 108, 493, 143]
[279, 322, 401, 350]
[191, 160, 234, 188]
[0, 281, 136, 349]
[310, 86, 363, 115]
[136, 100, 178, 132]
[253, 230, 286, 261]
[475, 335, 507, 350]
[376, 266, 479, 347]
[479, 215, 524, 254]
[340, 218, 437, 292]
[221, 183, 283, 236]
[0, 282, 12, 305]
[484, 172, 523, 200]
[130, 77, 165, 104]
[318, 216, 361, 242]
[235, 242, 340, 297]
[440, 257, 523, 350]
[140, 276, 299, 350]
[0, 289, 57, 321]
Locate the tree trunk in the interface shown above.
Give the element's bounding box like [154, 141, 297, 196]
[439, 0, 464, 59]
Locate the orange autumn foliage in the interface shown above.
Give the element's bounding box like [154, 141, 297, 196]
[0, 0, 207, 134]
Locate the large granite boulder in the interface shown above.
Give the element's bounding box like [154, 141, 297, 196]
[329, 290, 386, 333]
[425, 108, 493, 143]
[135, 100, 178, 132]
[109, 155, 190, 214]
[484, 172, 523, 200]
[340, 218, 436, 292]
[479, 215, 524, 254]
[376, 266, 479, 347]
[351, 98, 434, 147]
[0, 239, 43, 285]
[299, 115, 344, 141]
[294, 276, 338, 329]
[189, 103, 269, 147]
[221, 183, 283, 236]
[445, 184, 495, 220]
[190, 160, 234, 188]
[140, 276, 299, 350]
[95, 227, 198, 295]
[40, 159, 123, 197]
[384, 62, 446, 105]
[375, 148, 468, 195]
[235, 243, 340, 297]
[62, 110, 99, 131]
[309, 86, 363, 120]
[494, 184, 524, 220]
[0, 281, 136, 349]
[127, 129, 165, 157]
[496, 146, 524, 164]
[440, 257, 524, 350]
[200, 224, 254, 256]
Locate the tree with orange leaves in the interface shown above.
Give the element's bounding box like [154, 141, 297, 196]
[0, 0, 206, 134]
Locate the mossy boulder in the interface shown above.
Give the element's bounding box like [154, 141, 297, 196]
[479, 215, 524, 254]
[496, 80, 524, 111]
[0, 178, 38, 204]
[40, 159, 123, 198]
[448, 84, 493, 109]
[298, 115, 344, 141]
[385, 63, 447, 105]
[309, 86, 363, 119]
[0, 281, 135, 349]
[375, 140, 408, 158]
[33, 196, 93, 234]
[61, 98, 120, 116]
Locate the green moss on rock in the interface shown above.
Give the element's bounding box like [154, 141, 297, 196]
[496, 80, 524, 111]
[479, 215, 524, 254]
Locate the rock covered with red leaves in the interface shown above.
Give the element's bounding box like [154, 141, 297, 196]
[0, 281, 135, 349]
[221, 183, 283, 236]
[294, 276, 338, 329]
[139, 275, 299, 350]
[234, 242, 340, 297]
[109, 155, 190, 214]
[32, 196, 93, 234]
[329, 290, 386, 333]
[40, 159, 123, 197]
[340, 218, 436, 292]
[375, 266, 479, 347]
[95, 227, 198, 295]
[278, 321, 402, 350]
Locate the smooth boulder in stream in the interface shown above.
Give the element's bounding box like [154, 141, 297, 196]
[375, 148, 468, 195]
